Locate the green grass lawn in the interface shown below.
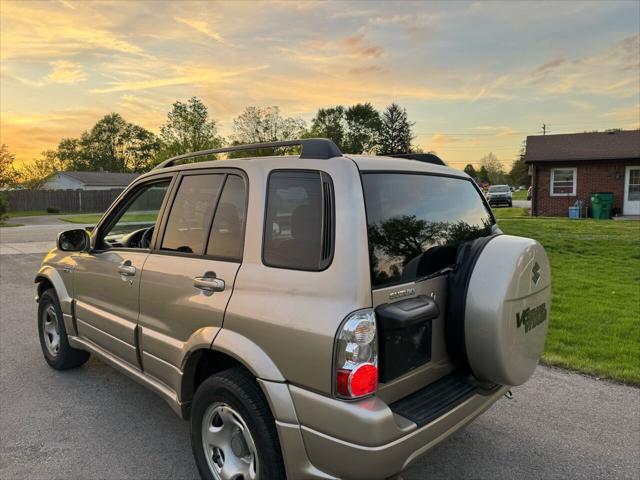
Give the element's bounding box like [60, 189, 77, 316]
[61, 212, 155, 224]
[511, 190, 528, 200]
[494, 208, 640, 384]
[6, 210, 57, 217]
[60, 213, 103, 224]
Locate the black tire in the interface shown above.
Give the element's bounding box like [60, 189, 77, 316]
[446, 235, 499, 372]
[508, 202, 513, 208]
[191, 367, 286, 480]
[38, 289, 90, 370]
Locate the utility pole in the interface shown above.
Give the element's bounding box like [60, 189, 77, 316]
[541, 123, 548, 135]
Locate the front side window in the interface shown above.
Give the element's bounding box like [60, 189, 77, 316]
[101, 180, 170, 249]
[263, 170, 333, 270]
[161, 174, 224, 254]
[362, 173, 493, 288]
[551, 168, 576, 196]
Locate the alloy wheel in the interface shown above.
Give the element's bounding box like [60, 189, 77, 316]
[42, 305, 61, 357]
[202, 402, 259, 480]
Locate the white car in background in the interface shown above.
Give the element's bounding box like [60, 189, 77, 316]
[486, 185, 513, 207]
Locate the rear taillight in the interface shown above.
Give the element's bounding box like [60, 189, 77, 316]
[334, 309, 378, 399]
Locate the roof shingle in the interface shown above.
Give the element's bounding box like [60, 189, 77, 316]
[59, 171, 140, 187]
[525, 129, 640, 163]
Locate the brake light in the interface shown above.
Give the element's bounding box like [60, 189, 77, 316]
[334, 309, 378, 399]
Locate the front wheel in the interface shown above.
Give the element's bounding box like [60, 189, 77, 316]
[38, 289, 90, 370]
[191, 367, 286, 480]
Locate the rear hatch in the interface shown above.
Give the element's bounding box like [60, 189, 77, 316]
[360, 172, 495, 404]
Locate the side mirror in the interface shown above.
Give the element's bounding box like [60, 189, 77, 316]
[57, 229, 90, 252]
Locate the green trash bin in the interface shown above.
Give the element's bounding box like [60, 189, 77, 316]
[590, 192, 614, 219]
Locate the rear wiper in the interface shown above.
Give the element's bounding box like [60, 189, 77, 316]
[416, 266, 455, 283]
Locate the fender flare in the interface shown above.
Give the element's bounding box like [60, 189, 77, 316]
[212, 329, 285, 382]
[34, 266, 72, 315]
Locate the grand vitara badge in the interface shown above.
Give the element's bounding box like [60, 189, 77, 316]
[516, 303, 547, 333]
[389, 288, 416, 300]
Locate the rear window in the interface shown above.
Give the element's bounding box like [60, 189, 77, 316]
[362, 173, 493, 288]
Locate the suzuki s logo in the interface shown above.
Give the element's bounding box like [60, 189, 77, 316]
[516, 303, 547, 333]
[532, 262, 541, 285]
[389, 288, 415, 300]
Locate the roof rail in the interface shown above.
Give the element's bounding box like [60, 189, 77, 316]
[387, 153, 446, 166]
[153, 138, 342, 170]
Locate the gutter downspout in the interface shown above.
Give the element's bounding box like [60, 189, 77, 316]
[531, 163, 538, 216]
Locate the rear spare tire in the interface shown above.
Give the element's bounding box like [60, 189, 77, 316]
[447, 235, 550, 386]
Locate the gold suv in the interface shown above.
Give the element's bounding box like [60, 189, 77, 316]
[36, 139, 551, 480]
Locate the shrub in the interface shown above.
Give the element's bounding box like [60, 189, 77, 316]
[0, 192, 8, 222]
[46, 206, 60, 214]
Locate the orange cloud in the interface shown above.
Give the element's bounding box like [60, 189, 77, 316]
[175, 17, 232, 46]
[341, 35, 384, 58]
[46, 60, 87, 84]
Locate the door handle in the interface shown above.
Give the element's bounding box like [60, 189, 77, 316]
[193, 272, 225, 293]
[118, 261, 136, 276]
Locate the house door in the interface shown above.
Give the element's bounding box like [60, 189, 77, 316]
[623, 166, 640, 215]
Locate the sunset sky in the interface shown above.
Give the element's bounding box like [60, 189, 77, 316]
[1, 0, 639, 169]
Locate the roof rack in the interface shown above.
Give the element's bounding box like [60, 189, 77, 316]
[387, 153, 446, 166]
[153, 138, 342, 170]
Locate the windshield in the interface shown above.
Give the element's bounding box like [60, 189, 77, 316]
[362, 173, 494, 288]
[489, 185, 510, 192]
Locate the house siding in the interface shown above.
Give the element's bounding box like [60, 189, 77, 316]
[533, 160, 638, 217]
[44, 174, 84, 190]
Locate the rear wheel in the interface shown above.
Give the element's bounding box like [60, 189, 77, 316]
[38, 289, 89, 370]
[191, 367, 286, 480]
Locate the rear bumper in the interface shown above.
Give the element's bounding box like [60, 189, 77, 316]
[301, 387, 506, 479]
[262, 379, 507, 480]
[488, 197, 512, 205]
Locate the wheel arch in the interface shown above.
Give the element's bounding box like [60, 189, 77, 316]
[34, 267, 72, 313]
[180, 329, 287, 418]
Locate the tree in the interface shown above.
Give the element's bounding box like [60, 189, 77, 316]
[53, 113, 159, 173]
[378, 103, 414, 155]
[478, 165, 490, 184]
[509, 142, 530, 186]
[0, 144, 19, 189]
[308, 106, 346, 150]
[15, 153, 58, 189]
[463, 164, 477, 178]
[0, 192, 8, 221]
[158, 97, 223, 162]
[55, 137, 84, 170]
[479, 152, 506, 185]
[344, 103, 382, 154]
[230, 106, 307, 157]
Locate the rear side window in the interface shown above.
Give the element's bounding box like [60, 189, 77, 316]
[206, 175, 247, 261]
[362, 173, 493, 288]
[263, 170, 334, 270]
[161, 174, 224, 254]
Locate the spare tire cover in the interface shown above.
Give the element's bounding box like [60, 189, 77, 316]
[463, 235, 551, 386]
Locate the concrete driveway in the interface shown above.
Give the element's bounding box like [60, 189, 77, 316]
[1, 222, 638, 479]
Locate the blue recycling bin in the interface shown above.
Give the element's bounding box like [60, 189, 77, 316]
[568, 206, 580, 219]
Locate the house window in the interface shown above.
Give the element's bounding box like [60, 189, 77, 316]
[550, 168, 576, 196]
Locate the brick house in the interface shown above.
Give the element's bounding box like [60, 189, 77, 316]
[525, 130, 640, 217]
